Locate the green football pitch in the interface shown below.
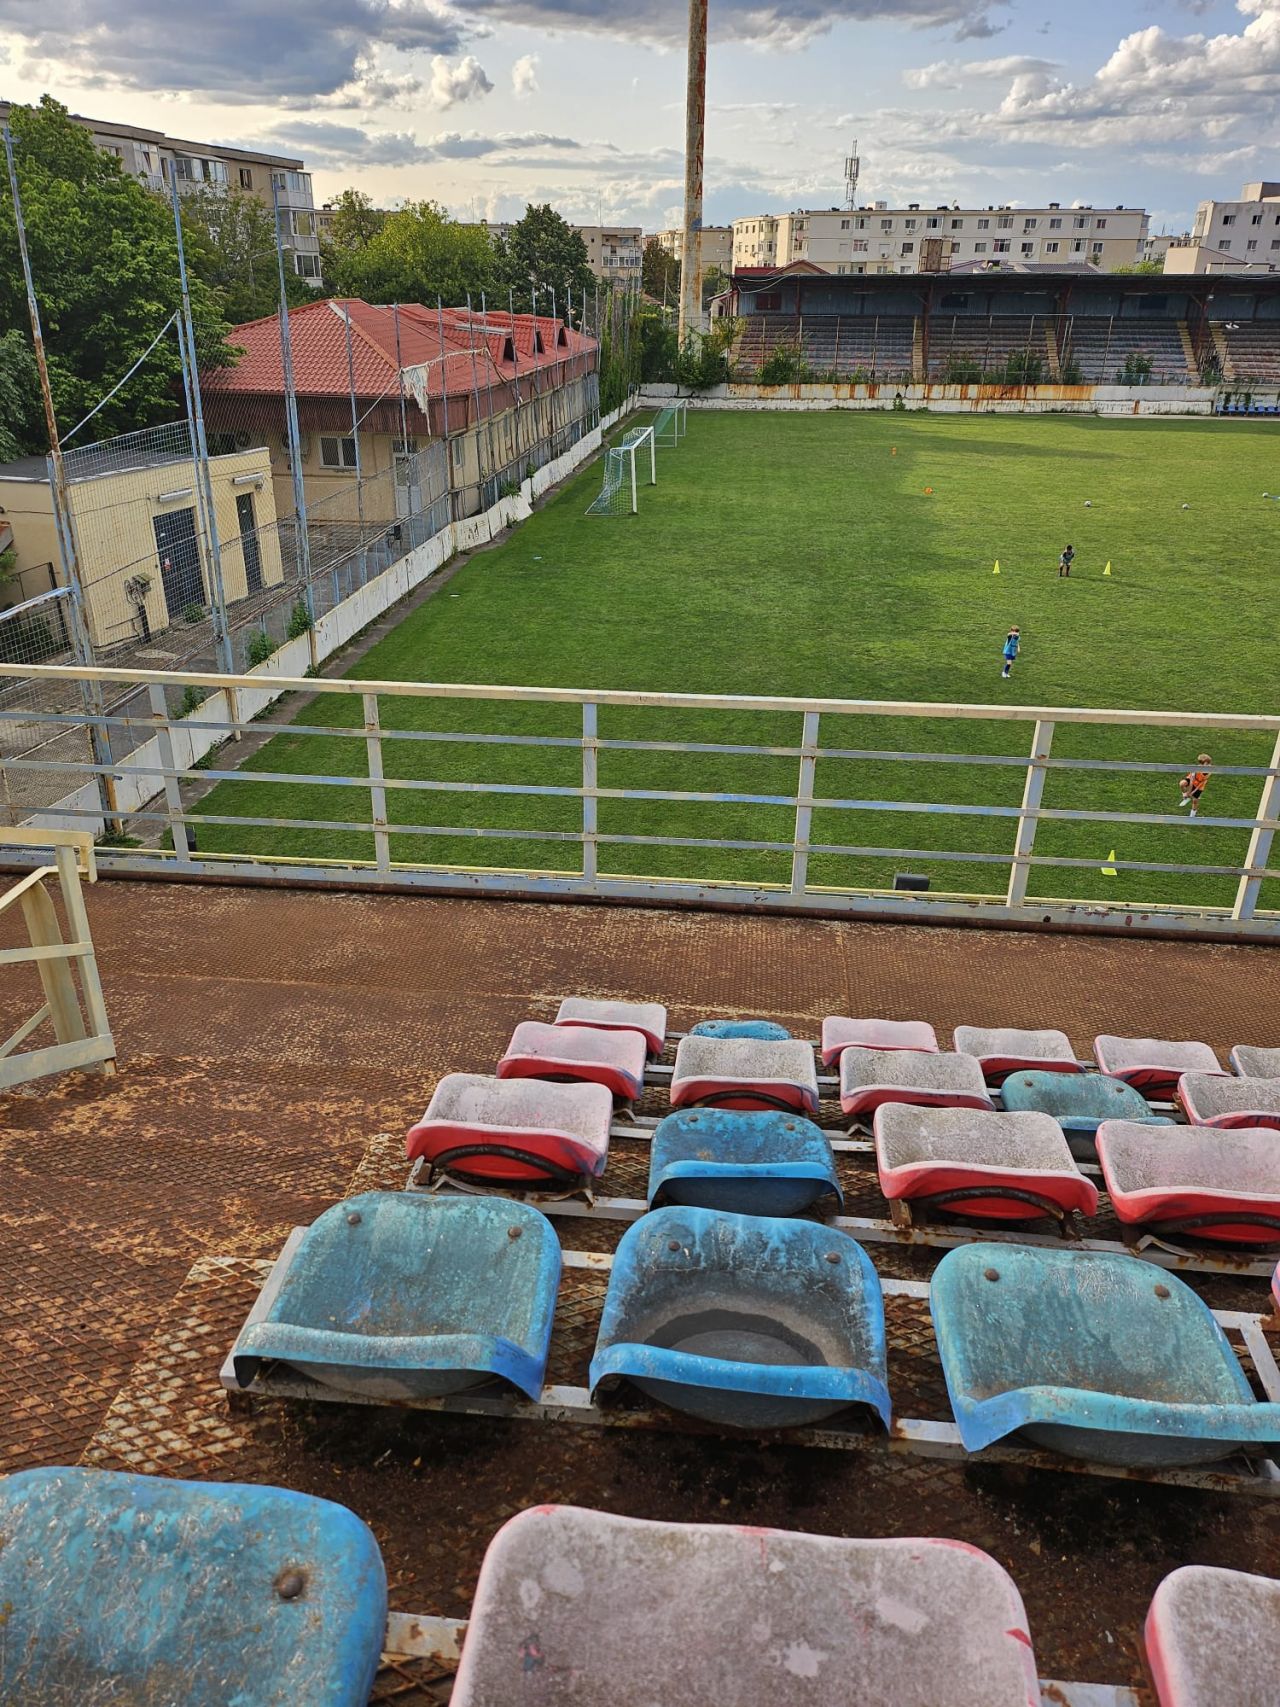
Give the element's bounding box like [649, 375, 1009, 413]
[190, 410, 1279, 910]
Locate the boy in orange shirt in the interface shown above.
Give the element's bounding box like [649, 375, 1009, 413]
[1178, 754, 1212, 817]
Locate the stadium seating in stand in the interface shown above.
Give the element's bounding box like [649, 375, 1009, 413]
[647, 1107, 842, 1216]
[553, 996, 667, 1056]
[689, 1018, 793, 1040]
[0, 1467, 388, 1707]
[1177, 1072, 1280, 1129]
[405, 1073, 612, 1188]
[589, 1205, 890, 1430]
[1229, 1043, 1280, 1077]
[1093, 1034, 1222, 1095]
[1212, 320, 1280, 384]
[669, 1035, 820, 1112]
[1000, 1068, 1171, 1160]
[498, 1019, 647, 1103]
[229, 1193, 561, 1402]
[952, 1025, 1080, 1085]
[1145, 1565, 1280, 1707]
[839, 1047, 994, 1118]
[1096, 1120, 1280, 1243]
[448, 1506, 1042, 1707]
[820, 1015, 939, 1066]
[1059, 318, 1193, 383]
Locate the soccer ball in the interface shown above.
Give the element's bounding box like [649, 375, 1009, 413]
[1181, 503, 1190, 510]
[1084, 500, 1092, 507]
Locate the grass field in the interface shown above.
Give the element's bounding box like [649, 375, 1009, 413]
[191, 410, 1280, 909]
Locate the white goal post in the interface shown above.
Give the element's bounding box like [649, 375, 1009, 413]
[585, 425, 657, 517]
[653, 401, 688, 447]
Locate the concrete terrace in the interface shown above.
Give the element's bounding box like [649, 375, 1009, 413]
[2, 879, 1278, 1695]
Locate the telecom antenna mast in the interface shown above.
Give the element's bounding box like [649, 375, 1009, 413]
[845, 141, 861, 210]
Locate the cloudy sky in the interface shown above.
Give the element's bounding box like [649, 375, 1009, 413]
[3, 0, 1279, 232]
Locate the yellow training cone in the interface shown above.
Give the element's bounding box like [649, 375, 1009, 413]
[992, 560, 1001, 574]
[1103, 560, 1112, 576]
[1101, 850, 1118, 877]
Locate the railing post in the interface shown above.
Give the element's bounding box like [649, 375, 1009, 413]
[790, 710, 820, 897]
[1007, 719, 1054, 907]
[1232, 730, 1280, 921]
[581, 701, 599, 883]
[363, 691, 391, 875]
[148, 683, 191, 864]
[52, 843, 112, 1050]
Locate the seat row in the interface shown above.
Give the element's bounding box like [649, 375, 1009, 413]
[229, 1189, 1280, 1468]
[2, 1466, 1274, 1706]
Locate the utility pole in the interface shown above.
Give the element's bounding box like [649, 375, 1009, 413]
[271, 177, 314, 618]
[678, 0, 708, 345]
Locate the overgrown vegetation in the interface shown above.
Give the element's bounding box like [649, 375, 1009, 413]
[245, 628, 276, 668]
[1117, 352, 1154, 385]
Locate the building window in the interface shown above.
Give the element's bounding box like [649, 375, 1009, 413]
[977, 217, 989, 230]
[294, 252, 322, 279]
[904, 219, 917, 231]
[881, 218, 893, 231]
[1023, 218, 1037, 231]
[1252, 212, 1264, 224]
[319, 435, 358, 470]
[974, 241, 988, 253]
[1272, 239, 1280, 250]
[1072, 239, 1084, 253]
[851, 239, 868, 252]
[1096, 218, 1107, 230]
[290, 211, 316, 237]
[1248, 239, 1258, 251]
[926, 216, 939, 229]
[997, 215, 1013, 229]
[856, 216, 867, 229]
[755, 292, 782, 311]
[901, 242, 914, 253]
[993, 239, 1011, 253]
[950, 218, 964, 230]
[239, 167, 253, 190]
[1074, 216, 1088, 229]
[1222, 213, 1237, 226]
[1045, 241, 1059, 254]
[1091, 241, 1104, 253]
[1021, 242, 1035, 255]
[1049, 217, 1062, 230]
[840, 218, 850, 229]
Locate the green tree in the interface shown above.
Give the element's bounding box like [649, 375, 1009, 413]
[0, 328, 41, 461]
[1112, 259, 1166, 275]
[642, 237, 680, 304]
[0, 97, 235, 454]
[324, 188, 387, 252]
[495, 204, 594, 312]
[324, 200, 496, 304]
[701, 264, 730, 309]
[180, 185, 314, 325]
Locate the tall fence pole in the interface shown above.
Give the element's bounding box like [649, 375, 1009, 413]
[3, 122, 117, 830]
[678, 0, 708, 345]
[342, 304, 365, 535]
[1232, 730, 1280, 921]
[790, 710, 820, 896]
[168, 172, 235, 675]
[581, 701, 599, 883]
[271, 178, 314, 622]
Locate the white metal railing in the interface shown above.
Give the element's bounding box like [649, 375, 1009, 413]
[1, 661, 1278, 938]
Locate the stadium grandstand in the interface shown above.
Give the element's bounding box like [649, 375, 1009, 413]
[721, 263, 1280, 386]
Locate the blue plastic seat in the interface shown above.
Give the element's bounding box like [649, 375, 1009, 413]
[689, 1018, 794, 1040]
[648, 1108, 842, 1216]
[0, 1468, 387, 1707]
[231, 1191, 560, 1401]
[1001, 1068, 1172, 1158]
[931, 1243, 1280, 1466]
[590, 1206, 889, 1431]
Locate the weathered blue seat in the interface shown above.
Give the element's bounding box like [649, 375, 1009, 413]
[1001, 1068, 1172, 1158]
[647, 1108, 842, 1216]
[0, 1468, 387, 1707]
[689, 1018, 793, 1041]
[931, 1243, 1280, 1467]
[590, 1206, 889, 1431]
[231, 1192, 560, 1402]
[450, 1506, 1042, 1707]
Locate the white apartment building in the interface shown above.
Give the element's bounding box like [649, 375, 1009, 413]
[1190, 183, 1280, 267]
[474, 221, 642, 283]
[732, 203, 1148, 275]
[655, 226, 734, 276]
[0, 103, 323, 283]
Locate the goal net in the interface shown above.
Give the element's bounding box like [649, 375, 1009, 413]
[653, 401, 688, 448]
[585, 426, 656, 517]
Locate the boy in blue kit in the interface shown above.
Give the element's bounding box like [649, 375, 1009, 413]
[1001, 627, 1020, 679]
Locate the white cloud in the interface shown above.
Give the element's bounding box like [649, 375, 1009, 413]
[427, 51, 494, 108]
[904, 53, 1060, 89]
[511, 51, 539, 96]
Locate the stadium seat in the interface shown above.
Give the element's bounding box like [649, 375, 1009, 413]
[647, 1108, 842, 1216]
[1230, 1044, 1280, 1077]
[554, 996, 667, 1056]
[449, 1507, 1041, 1707]
[820, 1015, 939, 1066]
[1178, 1073, 1280, 1130]
[499, 1019, 647, 1103]
[931, 1243, 1280, 1465]
[952, 1025, 1079, 1085]
[590, 1206, 890, 1430]
[689, 1018, 793, 1040]
[839, 1048, 994, 1119]
[1145, 1565, 1280, 1707]
[1096, 1120, 1280, 1243]
[670, 1036, 820, 1113]
[230, 1193, 560, 1402]
[405, 1073, 612, 1188]
[874, 1106, 1098, 1227]
[1093, 1035, 1222, 1095]
[0, 1468, 387, 1707]
[1000, 1068, 1171, 1159]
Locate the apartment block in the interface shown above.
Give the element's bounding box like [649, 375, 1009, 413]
[0, 102, 322, 284]
[1190, 183, 1280, 269]
[732, 203, 1148, 276]
[473, 221, 642, 284]
[655, 226, 734, 276]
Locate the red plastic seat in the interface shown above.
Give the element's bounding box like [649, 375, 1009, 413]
[820, 1016, 938, 1067]
[1097, 1120, 1280, 1243]
[554, 997, 667, 1057]
[407, 1073, 613, 1187]
[839, 1048, 994, 1119]
[1093, 1035, 1221, 1096]
[1146, 1565, 1280, 1706]
[670, 1036, 819, 1113]
[875, 1106, 1097, 1224]
[1177, 1073, 1280, 1130]
[498, 1021, 646, 1103]
[952, 1025, 1079, 1085]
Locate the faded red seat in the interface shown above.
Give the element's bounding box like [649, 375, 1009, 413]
[875, 1106, 1097, 1225]
[1146, 1565, 1280, 1706]
[407, 1073, 613, 1188]
[839, 1048, 994, 1119]
[554, 997, 667, 1057]
[952, 1026, 1079, 1085]
[820, 1016, 938, 1067]
[1230, 1044, 1280, 1078]
[498, 1021, 646, 1103]
[670, 1036, 819, 1113]
[1177, 1073, 1280, 1131]
[1097, 1120, 1280, 1243]
[1093, 1035, 1221, 1096]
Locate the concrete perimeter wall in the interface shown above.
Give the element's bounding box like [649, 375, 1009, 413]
[642, 381, 1218, 416]
[29, 404, 631, 834]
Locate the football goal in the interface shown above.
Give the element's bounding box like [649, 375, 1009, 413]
[585, 425, 657, 517]
[653, 401, 688, 448]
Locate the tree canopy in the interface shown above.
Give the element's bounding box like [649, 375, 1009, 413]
[320, 200, 497, 305]
[321, 188, 388, 256]
[495, 204, 595, 313]
[180, 185, 315, 327]
[0, 97, 235, 457]
[642, 238, 680, 304]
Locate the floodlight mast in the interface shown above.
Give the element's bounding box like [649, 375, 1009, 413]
[678, 0, 708, 346]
